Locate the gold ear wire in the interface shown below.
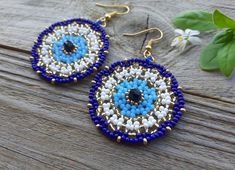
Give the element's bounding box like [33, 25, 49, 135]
[96, 3, 130, 15]
[123, 28, 164, 61]
[96, 3, 130, 27]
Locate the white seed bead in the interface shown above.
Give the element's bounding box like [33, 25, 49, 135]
[110, 115, 116, 122]
[127, 120, 132, 125]
[157, 114, 164, 119]
[113, 119, 118, 125]
[80, 60, 87, 67]
[128, 124, 134, 130]
[151, 119, 157, 124]
[134, 125, 139, 130]
[159, 106, 164, 111]
[79, 28, 90, 35]
[166, 99, 171, 105]
[142, 119, 148, 124]
[161, 99, 166, 105]
[155, 111, 161, 116]
[49, 63, 60, 72]
[105, 111, 110, 116]
[147, 121, 153, 127]
[151, 77, 156, 82]
[144, 123, 149, 129]
[55, 28, 65, 37]
[42, 56, 52, 65]
[119, 118, 124, 123]
[134, 121, 140, 125]
[109, 110, 114, 115]
[61, 67, 68, 74]
[103, 103, 110, 109]
[117, 121, 122, 126]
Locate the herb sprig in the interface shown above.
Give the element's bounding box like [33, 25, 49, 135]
[172, 9, 235, 77]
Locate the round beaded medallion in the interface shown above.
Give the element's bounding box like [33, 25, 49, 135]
[31, 18, 109, 84]
[88, 58, 185, 144]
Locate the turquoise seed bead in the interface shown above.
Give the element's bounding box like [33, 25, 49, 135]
[113, 79, 158, 118]
[52, 35, 88, 64]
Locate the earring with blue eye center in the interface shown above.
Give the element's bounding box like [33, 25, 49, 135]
[31, 3, 130, 84]
[88, 27, 186, 145]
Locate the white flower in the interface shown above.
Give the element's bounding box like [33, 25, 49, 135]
[171, 29, 201, 51]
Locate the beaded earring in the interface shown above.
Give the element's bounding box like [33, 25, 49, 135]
[30, 4, 130, 84]
[88, 28, 186, 144]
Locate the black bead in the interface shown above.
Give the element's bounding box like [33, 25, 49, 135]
[128, 88, 142, 103]
[63, 40, 76, 53]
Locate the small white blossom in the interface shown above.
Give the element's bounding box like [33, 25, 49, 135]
[171, 29, 201, 51]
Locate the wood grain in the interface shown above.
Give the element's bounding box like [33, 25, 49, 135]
[0, 0, 234, 169]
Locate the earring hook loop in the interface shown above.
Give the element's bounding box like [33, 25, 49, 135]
[96, 3, 130, 27]
[123, 28, 164, 62]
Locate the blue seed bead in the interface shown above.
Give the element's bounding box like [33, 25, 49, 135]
[113, 78, 157, 118]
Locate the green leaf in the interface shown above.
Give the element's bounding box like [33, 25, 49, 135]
[213, 29, 233, 44]
[217, 39, 235, 76]
[172, 11, 217, 31]
[200, 29, 234, 72]
[200, 43, 221, 70]
[213, 9, 235, 29]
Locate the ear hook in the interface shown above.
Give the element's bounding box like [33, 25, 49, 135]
[96, 3, 130, 27]
[123, 28, 164, 61]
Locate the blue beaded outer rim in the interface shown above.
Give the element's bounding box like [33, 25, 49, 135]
[31, 19, 109, 84]
[88, 58, 185, 144]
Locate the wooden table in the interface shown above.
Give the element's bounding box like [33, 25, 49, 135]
[0, 0, 234, 169]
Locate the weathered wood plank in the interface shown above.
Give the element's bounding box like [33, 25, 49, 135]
[0, 49, 234, 169]
[0, 0, 234, 169]
[0, 0, 234, 101]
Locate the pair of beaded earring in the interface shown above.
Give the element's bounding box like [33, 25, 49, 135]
[30, 3, 185, 145]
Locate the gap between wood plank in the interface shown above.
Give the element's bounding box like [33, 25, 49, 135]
[0, 44, 30, 55]
[0, 44, 234, 106]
